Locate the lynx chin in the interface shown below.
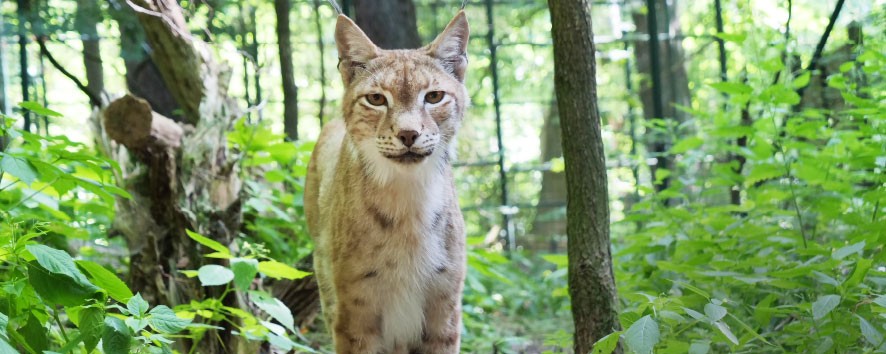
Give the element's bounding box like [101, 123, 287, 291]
[304, 10, 470, 354]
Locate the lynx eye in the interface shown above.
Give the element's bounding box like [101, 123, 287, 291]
[366, 93, 387, 106]
[424, 91, 445, 104]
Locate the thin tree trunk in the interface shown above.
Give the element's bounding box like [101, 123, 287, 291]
[632, 0, 690, 194]
[275, 0, 299, 140]
[17, 0, 31, 132]
[548, 1, 622, 353]
[75, 0, 104, 104]
[313, 0, 328, 125]
[353, 0, 421, 49]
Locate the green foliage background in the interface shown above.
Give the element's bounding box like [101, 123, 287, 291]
[0, 0, 884, 353]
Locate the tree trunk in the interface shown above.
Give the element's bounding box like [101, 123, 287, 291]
[275, 0, 299, 140]
[107, 0, 182, 121]
[632, 0, 690, 193]
[529, 96, 567, 252]
[353, 0, 421, 49]
[548, 1, 623, 353]
[75, 0, 104, 104]
[103, 1, 246, 352]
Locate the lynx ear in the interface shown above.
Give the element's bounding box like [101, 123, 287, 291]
[427, 11, 469, 82]
[335, 15, 379, 84]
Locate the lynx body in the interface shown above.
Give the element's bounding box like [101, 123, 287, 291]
[304, 11, 470, 354]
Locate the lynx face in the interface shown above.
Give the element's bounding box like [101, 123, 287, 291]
[336, 13, 469, 182]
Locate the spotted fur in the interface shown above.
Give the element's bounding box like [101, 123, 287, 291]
[304, 11, 470, 354]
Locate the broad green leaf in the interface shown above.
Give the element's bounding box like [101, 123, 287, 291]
[541, 254, 567, 268]
[198, 265, 234, 286]
[744, 164, 783, 187]
[857, 315, 884, 349]
[76, 260, 133, 303]
[102, 317, 132, 354]
[0, 337, 17, 354]
[127, 293, 149, 317]
[813, 337, 834, 354]
[79, 306, 105, 352]
[688, 340, 710, 354]
[258, 261, 310, 280]
[0, 154, 39, 185]
[231, 258, 259, 291]
[148, 305, 192, 334]
[709, 82, 752, 95]
[673, 281, 710, 300]
[683, 307, 705, 321]
[19, 101, 62, 117]
[792, 71, 812, 89]
[833, 241, 865, 260]
[714, 321, 739, 345]
[0, 312, 6, 338]
[625, 315, 659, 354]
[185, 229, 230, 256]
[670, 137, 704, 154]
[873, 295, 886, 308]
[704, 303, 727, 322]
[26, 245, 101, 306]
[21, 313, 48, 353]
[591, 330, 622, 354]
[812, 295, 841, 320]
[251, 292, 295, 333]
[845, 258, 873, 288]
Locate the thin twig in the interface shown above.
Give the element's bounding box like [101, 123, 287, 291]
[795, 0, 845, 99]
[36, 36, 103, 108]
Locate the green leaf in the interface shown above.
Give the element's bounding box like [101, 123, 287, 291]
[812, 295, 841, 320]
[127, 293, 149, 317]
[540, 254, 567, 268]
[231, 258, 259, 291]
[714, 321, 739, 345]
[0, 337, 17, 354]
[713, 32, 746, 43]
[591, 331, 622, 354]
[670, 137, 704, 154]
[148, 305, 192, 334]
[683, 307, 705, 321]
[625, 315, 659, 354]
[857, 315, 884, 349]
[198, 265, 234, 286]
[833, 241, 865, 260]
[102, 317, 132, 354]
[0, 154, 39, 185]
[873, 295, 886, 308]
[704, 303, 727, 322]
[709, 82, 752, 95]
[845, 258, 873, 288]
[26, 245, 101, 306]
[79, 306, 105, 352]
[76, 260, 134, 303]
[258, 261, 310, 280]
[792, 71, 811, 89]
[19, 101, 62, 117]
[813, 337, 834, 354]
[185, 229, 230, 256]
[251, 292, 295, 333]
[688, 340, 711, 354]
[20, 313, 48, 353]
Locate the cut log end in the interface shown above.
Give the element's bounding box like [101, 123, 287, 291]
[104, 94, 183, 150]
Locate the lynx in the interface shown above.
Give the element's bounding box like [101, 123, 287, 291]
[303, 10, 470, 354]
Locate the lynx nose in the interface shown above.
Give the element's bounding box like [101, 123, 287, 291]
[397, 130, 420, 147]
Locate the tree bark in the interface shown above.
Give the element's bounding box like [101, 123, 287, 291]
[275, 0, 299, 140]
[632, 0, 690, 194]
[548, 1, 623, 353]
[75, 0, 104, 104]
[354, 0, 421, 49]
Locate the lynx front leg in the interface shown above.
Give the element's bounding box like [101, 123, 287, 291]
[331, 287, 385, 354]
[416, 291, 462, 354]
